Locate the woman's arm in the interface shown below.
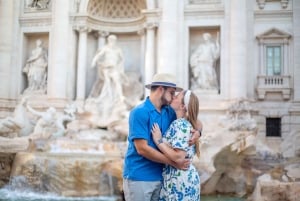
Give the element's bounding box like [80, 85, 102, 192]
[151, 123, 187, 164]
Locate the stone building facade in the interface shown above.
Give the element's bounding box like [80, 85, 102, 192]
[0, 0, 299, 156]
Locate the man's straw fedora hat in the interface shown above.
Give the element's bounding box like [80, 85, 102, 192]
[145, 73, 183, 92]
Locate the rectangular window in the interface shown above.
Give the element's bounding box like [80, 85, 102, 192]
[266, 46, 281, 75]
[266, 118, 281, 137]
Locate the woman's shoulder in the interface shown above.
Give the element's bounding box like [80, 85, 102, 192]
[171, 118, 188, 125]
[174, 118, 192, 127]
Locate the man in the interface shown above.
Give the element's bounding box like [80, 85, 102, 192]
[123, 73, 202, 201]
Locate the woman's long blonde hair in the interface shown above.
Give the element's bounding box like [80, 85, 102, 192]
[184, 90, 200, 158]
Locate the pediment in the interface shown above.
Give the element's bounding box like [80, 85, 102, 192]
[257, 28, 291, 39]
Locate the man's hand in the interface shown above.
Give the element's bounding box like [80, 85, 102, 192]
[172, 157, 190, 170]
[189, 120, 202, 146]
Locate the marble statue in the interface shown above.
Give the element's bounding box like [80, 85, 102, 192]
[90, 34, 127, 101]
[85, 35, 129, 128]
[23, 39, 48, 94]
[26, 0, 50, 9]
[0, 97, 32, 138]
[0, 117, 22, 138]
[26, 105, 58, 140]
[190, 32, 220, 90]
[26, 103, 76, 140]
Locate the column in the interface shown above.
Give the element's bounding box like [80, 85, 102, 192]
[229, 0, 247, 99]
[144, 23, 156, 87]
[97, 31, 109, 50]
[76, 26, 89, 101]
[157, 0, 179, 74]
[137, 28, 146, 81]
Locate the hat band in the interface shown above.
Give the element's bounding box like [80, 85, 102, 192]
[151, 82, 177, 87]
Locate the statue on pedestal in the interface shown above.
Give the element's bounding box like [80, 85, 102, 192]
[89, 34, 127, 101]
[190, 32, 220, 91]
[85, 34, 129, 128]
[23, 39, 48, 94]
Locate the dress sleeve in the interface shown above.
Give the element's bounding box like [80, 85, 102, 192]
[167, 120, 190, 151]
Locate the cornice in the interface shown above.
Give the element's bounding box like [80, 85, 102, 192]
[70, 14, 146, 33]
[254, 9, 292, 20]
[184, 6, 224, 17]
[19, 14, 52, 27]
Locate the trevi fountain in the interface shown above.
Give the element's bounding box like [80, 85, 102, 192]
[0, 0, 300, 201]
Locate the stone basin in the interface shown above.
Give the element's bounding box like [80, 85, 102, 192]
[10, 141, 125, 197]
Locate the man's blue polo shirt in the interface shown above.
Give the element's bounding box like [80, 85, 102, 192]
[123, 97, 176, 181]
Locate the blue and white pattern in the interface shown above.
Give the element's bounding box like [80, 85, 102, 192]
[160, 118, 200, 201]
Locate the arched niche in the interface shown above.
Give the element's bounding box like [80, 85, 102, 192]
[73, 0, 151, 97]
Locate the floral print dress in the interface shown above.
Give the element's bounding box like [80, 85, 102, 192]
[159, 118, 200, 201]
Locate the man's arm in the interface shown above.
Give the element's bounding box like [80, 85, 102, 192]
[134, 139, 188, 170]
[189, 120, 202, 145]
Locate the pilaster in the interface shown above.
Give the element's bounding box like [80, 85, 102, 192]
[48, 0, 70, 100]
[293, 0, 300, 100]
[0, 1, 15, 99]
[229, 0, 247, 99]
[157, 0, 179, 75]
[75, 26, 90, 101]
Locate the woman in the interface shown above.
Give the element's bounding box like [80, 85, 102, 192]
[152, 90, 201, 201]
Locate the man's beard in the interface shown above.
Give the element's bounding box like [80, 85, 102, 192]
[161, 92, 170, 106]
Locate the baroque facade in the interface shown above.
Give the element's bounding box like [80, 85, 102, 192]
[1, 0, 300, 199]
[0, 0, 300, 177]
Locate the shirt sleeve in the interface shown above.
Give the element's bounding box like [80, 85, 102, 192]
[128, 107, 149, 142]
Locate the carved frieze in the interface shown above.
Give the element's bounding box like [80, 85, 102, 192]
[24, 0, 51, 12]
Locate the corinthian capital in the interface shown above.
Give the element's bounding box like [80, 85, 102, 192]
[144, 22, 158, 30]
[73, 25, 91, 33]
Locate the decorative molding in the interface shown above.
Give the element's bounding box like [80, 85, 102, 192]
[70, 14, 145, 33]
[256, 0, 289, 10]
[189, 0, 221, 4]
[19, 15, 52, 27]
[256, 27, 291, 43]
[184, 6, 224, 17]
[254, 9, 292, 20]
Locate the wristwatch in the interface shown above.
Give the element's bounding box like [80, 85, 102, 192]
[157, 138, 163, 145]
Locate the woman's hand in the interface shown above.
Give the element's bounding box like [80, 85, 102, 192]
[151, 123, 162, 144]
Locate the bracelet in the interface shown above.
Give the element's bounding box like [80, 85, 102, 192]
[157, 138, 163, 145]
